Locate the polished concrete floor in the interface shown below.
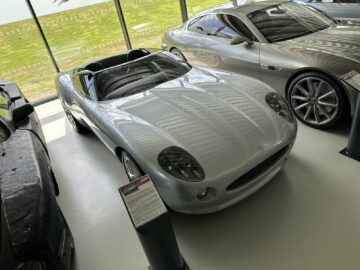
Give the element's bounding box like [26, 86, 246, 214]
[36, 100, 360, 270]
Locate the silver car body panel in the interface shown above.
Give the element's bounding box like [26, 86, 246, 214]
[56, 61, 297, 214]
[297, 1, 360, 20]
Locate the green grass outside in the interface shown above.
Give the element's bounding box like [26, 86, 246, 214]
[0, 0, 225, 101]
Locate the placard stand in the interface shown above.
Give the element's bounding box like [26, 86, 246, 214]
[340, 93, 360, 162]
[119, 175, 190, 270]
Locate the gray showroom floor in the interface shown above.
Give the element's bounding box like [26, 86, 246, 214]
[36, 99, 360, 270]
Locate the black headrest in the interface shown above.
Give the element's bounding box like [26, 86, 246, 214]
[85, 62, 104, 72]
[128, 49, 151, 62]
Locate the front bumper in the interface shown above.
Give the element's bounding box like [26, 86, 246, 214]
[154, 121, 297, 214]
[170, 145, 290, 214]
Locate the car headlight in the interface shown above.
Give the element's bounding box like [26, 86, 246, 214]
[158, 146, 205, 182]
[265, 92, 294, 123]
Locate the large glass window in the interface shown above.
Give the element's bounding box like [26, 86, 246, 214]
[121, 0, 182, 49]
[186, 0, 227, 18]
[0, 3, 57, 102]
[32, 0, 126, 71]
[1, 0, 247, 102]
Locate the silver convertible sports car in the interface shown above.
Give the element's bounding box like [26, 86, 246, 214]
[56, 49, 297, 214]
[162, 0, 360, 128]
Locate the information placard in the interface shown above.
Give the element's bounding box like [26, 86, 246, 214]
[341, 71, 360, 92]
[119, 175, 167, 228]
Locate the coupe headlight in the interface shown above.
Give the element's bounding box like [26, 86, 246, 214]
[265, 92, 294, 123]
[158, 146, 205, 182]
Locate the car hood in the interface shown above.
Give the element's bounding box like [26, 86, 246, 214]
[282, 25, 360, 64]
[102, 68, 294, 179]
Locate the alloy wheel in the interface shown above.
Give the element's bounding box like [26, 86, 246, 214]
[290, 77, 339, 126]
[122, 152, 143, 181]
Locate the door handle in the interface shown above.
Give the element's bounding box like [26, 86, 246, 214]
[261, 64, 282, 71]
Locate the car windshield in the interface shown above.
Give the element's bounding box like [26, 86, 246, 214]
[94, 52, 191, 101]
[247, 2, 335, 43]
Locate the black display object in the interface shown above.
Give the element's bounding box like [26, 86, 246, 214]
[340, 71, 360, 162]
[340, 93, 360, 161]
[119, 175, 190, 270]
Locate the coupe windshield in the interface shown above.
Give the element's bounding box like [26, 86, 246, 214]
[94, 52, 191, 101]
[247, 2, 335, 43]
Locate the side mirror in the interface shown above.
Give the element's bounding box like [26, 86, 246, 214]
[230, 35, 253, 45]
[12, 103, 34, 123]
[230, 36, 245, 45]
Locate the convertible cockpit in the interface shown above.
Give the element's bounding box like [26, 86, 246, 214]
[79, 49, 191, 101]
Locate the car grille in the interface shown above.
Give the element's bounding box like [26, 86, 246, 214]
[226, 145, 289, 191]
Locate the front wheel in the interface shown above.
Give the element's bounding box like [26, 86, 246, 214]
[64, 109, 87, 133]
[287, 72, 348, 129]
[121, 151, 144, 181]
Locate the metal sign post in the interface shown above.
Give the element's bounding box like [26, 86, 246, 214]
[340, 71, 360, 162]
[119, 175, 190, 270]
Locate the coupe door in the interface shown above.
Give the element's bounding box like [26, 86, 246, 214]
[198, 14, 262, 80]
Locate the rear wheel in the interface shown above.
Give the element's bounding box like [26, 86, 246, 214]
[170, 48, 187, 62]
[287, 72, 348, 129]
[121, 151, 144, 181]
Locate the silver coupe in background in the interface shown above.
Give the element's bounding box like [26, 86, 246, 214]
[298, 0, 360, 20]
[56, 49, 297, 214]
[162, 0, 360, 128]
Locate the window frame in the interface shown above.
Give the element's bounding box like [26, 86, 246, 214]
[186, 12, 259, 42]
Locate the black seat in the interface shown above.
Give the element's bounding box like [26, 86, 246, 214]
[127, 49, 150, 62]
[95, 64, 155, 99]
[103, 72, 167, 100]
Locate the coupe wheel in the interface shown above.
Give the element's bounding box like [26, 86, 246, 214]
[288, 72, 347, 128]
[170, 48, 187, 62]
[121, 151, 144, 181]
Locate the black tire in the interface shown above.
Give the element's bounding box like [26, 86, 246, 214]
[287, 72, 349, 129]
[170, 48, 187, 62]
[120, 151, 144, 181]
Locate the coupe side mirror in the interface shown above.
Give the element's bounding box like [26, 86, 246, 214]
[230, 35, 253, 45]
[12, 103, 34, 123]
